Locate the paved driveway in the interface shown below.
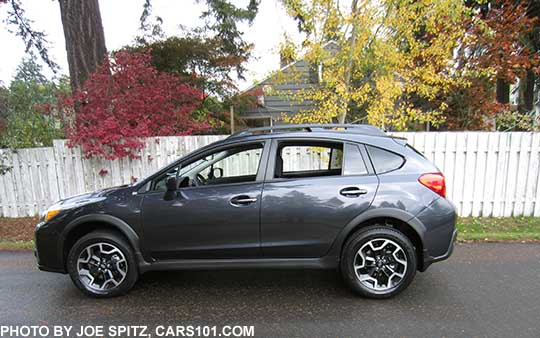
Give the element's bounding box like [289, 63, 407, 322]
[0, 243, 539, 338]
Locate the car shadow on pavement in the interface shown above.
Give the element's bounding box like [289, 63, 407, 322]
[77, 266, 458, 324]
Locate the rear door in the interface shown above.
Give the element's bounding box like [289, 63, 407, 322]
[260, 138, 379, 258]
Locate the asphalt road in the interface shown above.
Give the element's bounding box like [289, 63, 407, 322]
[0, 243, 539, 338]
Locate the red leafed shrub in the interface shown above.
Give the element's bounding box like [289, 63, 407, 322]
[60, 51, 208, 159]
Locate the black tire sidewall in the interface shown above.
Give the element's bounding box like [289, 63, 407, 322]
[67, 231, 138, 298]
[341, 226, 417, 299]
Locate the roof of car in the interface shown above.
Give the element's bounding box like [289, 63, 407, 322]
[228, 124, 388, 139]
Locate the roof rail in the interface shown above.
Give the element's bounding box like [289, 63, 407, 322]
[228, 124, 387, 138]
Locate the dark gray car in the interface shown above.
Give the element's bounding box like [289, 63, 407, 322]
[35, 124, 457, 298]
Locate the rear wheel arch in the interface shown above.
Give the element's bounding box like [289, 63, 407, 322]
[59, 215, 142, 270]
[331, 209, 426, 270]
[342, 217, 424, 270]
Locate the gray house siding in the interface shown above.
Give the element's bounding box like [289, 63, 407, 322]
[240, 59, 318, 126]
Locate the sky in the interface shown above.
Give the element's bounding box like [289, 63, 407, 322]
[0, 0, 303, 91]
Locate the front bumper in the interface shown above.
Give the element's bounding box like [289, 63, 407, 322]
[34, 220, 67, 274]
[35, 250, 66, 273]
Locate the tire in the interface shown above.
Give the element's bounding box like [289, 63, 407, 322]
[340, 226, 417, 299]
[67, 230, 138, 298]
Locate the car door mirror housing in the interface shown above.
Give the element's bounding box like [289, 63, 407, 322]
[165, 176, 178, 191]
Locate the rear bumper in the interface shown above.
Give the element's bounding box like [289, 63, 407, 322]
[413, 197, 457, 271]
[421, 228, 457, 271]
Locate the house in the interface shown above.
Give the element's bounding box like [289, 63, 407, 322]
[239, 42, 339, 127]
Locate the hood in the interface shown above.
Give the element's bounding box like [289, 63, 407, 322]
[54, 184, 130, 209]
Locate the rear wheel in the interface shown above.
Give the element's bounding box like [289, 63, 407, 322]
[67, 230, 138, 298]
[340, 226, 416, 298]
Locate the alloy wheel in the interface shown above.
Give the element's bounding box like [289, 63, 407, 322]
[77, 242, 128, 292]
[353, 238, 408, 292]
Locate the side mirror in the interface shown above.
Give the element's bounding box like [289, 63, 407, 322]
[166, 176, 177, 191]
[212, 167, 224, 179]
[164, 176, 177, 201]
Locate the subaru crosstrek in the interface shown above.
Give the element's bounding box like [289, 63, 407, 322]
[35, 124, 457, 298]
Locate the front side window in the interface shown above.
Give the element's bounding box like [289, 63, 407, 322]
[276, 142, 343, 179]
[150, 143, 264, 190]
[183, 143, 264, 186]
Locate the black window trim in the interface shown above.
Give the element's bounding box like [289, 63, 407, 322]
[357, 143, 376, 175]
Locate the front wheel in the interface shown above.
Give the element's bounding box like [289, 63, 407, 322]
[67, 230, 138, 298]
[340, 226, 417, 299]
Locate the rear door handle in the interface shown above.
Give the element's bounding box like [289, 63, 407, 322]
[340, 187, 368, 197]
[230, 195, 258, 206]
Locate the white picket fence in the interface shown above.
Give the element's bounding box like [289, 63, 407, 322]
[0, 136, 225, 218]
[392, 132, 540, 218]
[0, 132, 539, 218]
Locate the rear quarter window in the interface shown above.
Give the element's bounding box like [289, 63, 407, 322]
[366, 145, 405, 174]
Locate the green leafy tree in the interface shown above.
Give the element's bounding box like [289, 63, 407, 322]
[137, 0, 259, 79]
[133, 1, 260, 133]
[0, 84, 9, 136]
[128, 36, 242, 97]
[1, 57, 68, 148]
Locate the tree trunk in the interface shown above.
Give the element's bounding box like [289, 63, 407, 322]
[59, 0, 107, 91]
[337, 0, 359, 124]
[496, 78, 510, 104]
[523, 70, 535, 112]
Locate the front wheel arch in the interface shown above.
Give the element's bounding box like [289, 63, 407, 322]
[59, 215, 142, 271]
[67, 229, 139, 297]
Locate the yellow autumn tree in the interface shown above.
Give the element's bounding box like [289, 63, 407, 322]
[278, 0, 469, 130]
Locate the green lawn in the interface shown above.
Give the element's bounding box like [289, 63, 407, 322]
[0, 240, 34, 250]
[457, 217, 540, 242]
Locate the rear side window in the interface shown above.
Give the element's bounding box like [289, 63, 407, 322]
[366, 145, 404, 174]
[276, 142, 343, 179]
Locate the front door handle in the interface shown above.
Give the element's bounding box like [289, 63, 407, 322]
[340, 187, 368, 197]
[230, 195, 258, 206]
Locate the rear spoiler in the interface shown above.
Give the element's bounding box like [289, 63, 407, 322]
[388, 135, 408, 146]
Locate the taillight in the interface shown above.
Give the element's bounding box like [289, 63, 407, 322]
[418, 173, 446, 198]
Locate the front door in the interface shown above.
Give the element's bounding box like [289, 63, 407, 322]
[260, 140, 379, 258]
[141, 141, 269, 260]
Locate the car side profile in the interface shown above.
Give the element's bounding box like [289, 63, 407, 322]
[35, 124, 457, 299]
